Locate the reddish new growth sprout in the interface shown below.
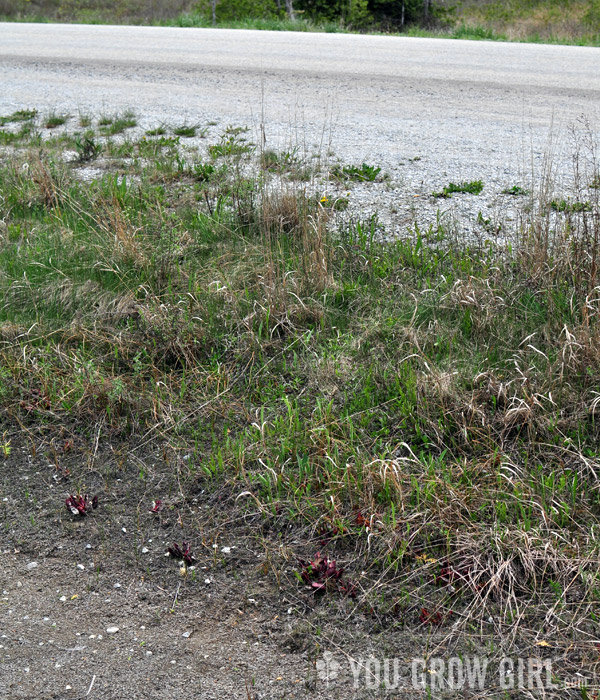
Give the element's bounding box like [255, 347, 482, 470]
[65, 493, 98, 516]
[149, 499, 162, 514]
[317, 522, 345, 546]
[168, 541, 195, 566]
[297, 552, 356, 597]
[419, 607, 452, 626]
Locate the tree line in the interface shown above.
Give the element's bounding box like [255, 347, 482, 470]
[199, 0, 444, 30]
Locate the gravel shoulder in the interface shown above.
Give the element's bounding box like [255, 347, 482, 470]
[1, 25, 600, 241]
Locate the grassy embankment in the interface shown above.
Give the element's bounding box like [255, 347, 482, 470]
[0, 109, 600, 688]
[1, 0, 600, 46]
[419, 0, 600, 46]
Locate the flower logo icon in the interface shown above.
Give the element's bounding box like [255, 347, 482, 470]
[316, 651, 341, 683]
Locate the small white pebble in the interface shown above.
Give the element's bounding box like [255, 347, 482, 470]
[146, 650, 153, 656]
[85, 544, 92, 549]
[106, 626, 119, 634]
[141, 547, 149, 554]
[220, 547, 231, 554]
[182, 631, 192, 638]
[122, 527, 127, 533]
[171, 660, 176, 664]
[97, 635, 103, 640]
[77, 564, 85, 570]
[113, 583, 121, 589]
[204, 578, 211, 585]
[65, 686, 71, 690]
[59, 596, 67, 602]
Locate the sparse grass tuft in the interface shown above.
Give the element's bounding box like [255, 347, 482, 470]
[172, 123, 204, 138]
[74, 132, 101, 162]
[99, 110, 137, 135]
[502, 184, 529, 196]
[0, 109, 37, 126]
[44, 112, 68, 129]
[432, 179, 484, 198]
[330, 162, 382, 182]
[146, 126, 167, 136]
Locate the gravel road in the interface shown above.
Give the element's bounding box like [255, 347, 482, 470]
[2, 23, 600, 237]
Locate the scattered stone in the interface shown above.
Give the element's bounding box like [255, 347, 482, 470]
[106, 626, 119, 634]
[26, 562, 38, 571]
[141, 547, 149, 554]
[182, 630, 192, 638]
[77, 564, 85, 570]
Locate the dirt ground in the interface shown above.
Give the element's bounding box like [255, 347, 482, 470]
[1, 432, 453, 700]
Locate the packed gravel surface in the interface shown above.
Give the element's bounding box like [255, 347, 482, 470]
[2, 24, 600, 239]
[0, 436, 447, 700]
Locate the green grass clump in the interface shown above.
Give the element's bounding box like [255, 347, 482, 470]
[44, 113, 68, 129]
[550, 198, 591, 213]
[432, 180, 484, 198]
[0, 109, 37, 126]
[331, 162, 382, 182]
[209, 129, 254, 158]
[74, 132, 101, 162]
[502, 184, 529, 196]
[172, 124, 204, 138]
[99, 111, 137, 135]
[146, 126, 167, 136]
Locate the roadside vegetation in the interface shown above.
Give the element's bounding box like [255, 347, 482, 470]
[1, 0, 599, 46]
[0, 109, 599, 691]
